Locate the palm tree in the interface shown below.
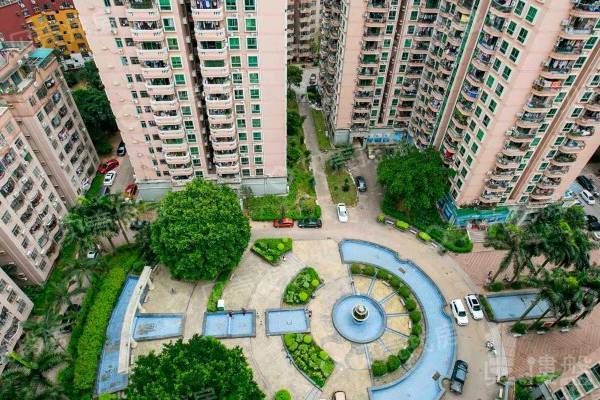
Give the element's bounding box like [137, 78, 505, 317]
[551, 275, 584, 327]
[62, 210, 96, 257]
[63, 256, 103, 290]
[103, 194, 136, 244]
[485, 224, 528, 283]
[22, 310, 67, 351]
[0, 347, 66, 400]
[516, 282, 561, 324]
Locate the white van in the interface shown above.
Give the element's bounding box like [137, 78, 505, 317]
[582, 190, 596, 205]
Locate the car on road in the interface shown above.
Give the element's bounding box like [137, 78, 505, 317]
[103, 171, 117, 186]
[450, 299, 469, 326]
[332, 392, 346, 400]
[298, 218, 322, 228]
[116, 141, 127, 156]
[464, 294, 484, 320]
[124, 183, 138, 199]
[592, 231, 600, 241]
[87, 249, 98, 259]
[449, 360, 469, 394]
[309, 73, 317, 85]
[130, 220, 148, 231]
[577, 175, 594, 192]
[273, 218, 294, 228]
[587, 215, 598, 225]
[98, 159, 119, 174]
[588, 221, 600, 231]
[355, 176, 367, 192]
[336, 203, 348, 222]
[581, 189, 596, 205]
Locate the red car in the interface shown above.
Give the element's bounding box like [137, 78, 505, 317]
[124, 183, 138, 199]
[98, 159, 119, 174]
[273, 218, 294, 228]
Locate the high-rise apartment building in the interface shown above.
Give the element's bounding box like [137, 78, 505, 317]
[0, 267, 32, 373]
[0, 41, 99, 283]
[320, 0, 599, 218]
[74, 0, 288, 199]
[0, 1, 92, 69]
[287, 0, 320, 63]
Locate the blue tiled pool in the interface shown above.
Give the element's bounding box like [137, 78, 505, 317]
[203, 311, 256, 338]
[486, 292, 550, 322]
[266, 308, 310, 335]
[96, 276, 139, 396]
[132, 314, 184, 341]
[339, 240, 455, 400]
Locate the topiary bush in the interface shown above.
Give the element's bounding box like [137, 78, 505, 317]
[395, 220, 409, 231]
[362, 265, 376, 276]
[488, 282, 503, 292]
[398, 286, 411, 299]
[409, 310, 422, 323]
[284, 267, 322, 304]
[275, 389, 292, 400]
[405, 298, 417, 311]
[411, 324, 422, 337]
[371, 360, 388, 377]
[284, 333, 334, 388]
[376, 269, 390, 281]
[417, 231, 431, 242]
[388, 275, 401, 289]
[377, 214, 385, 223]
[386, 355, 401, 372]
[399, 348, 412, 364]
[408, 335, 420, 350]
[303, 335, 313, 344]
[350, 263, 362, 274]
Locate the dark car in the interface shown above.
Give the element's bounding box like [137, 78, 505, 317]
[130, 220, 149, 231]
[297, 218, 322, 228]
[587, 215, 598, 224]
[577, 175, 594, 192]
[355, 176, 367, 192]
[98, 159, 119, 174]
[117, 141, 127, 156]
[588, 221, 600, 231]
[449, 360, 469, 394]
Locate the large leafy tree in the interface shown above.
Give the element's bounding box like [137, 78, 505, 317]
[377, 145, 454, 215]
[287, 65, 303, 87]
[71, 88, 116, 155]
[127, 335, 264, 400]
[151, 179, 250, 280]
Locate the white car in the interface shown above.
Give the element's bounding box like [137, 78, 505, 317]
[450, 299, 469, 326]
[336, 203, 348, 222]
[86, 249, 97, 259]
[464, 294, 484, 320]
[103, 171, 117, 186]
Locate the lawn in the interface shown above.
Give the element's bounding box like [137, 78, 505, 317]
[311, 109, 331, 152]
[86, 173, 104, 199]
[325, 167, 357, 206]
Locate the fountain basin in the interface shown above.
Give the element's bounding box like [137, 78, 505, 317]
[332, 294, 386, 344]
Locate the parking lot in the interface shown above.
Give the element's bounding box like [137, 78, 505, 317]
[98, 137, 134, 196]
[565, 163, 600, 220]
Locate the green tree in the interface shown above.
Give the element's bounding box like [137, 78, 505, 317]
[377, 145, 454, 215]
[135, 223, 157, 266]
[101, 194, 137, 245]
[71, 88, 116, 155]
[287, 65, 303, 87]
[22, 309, 68, 351]
[127, 335, 264, 400]
[151, 179, 250, 281]
[485, 224, 530, 283]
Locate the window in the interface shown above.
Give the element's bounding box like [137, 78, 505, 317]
[253, 131, 262, 140]
[493, 59, 502, 72]
[502, 66, 512, 81]
[126, 74, 133, 83]
[244, 0, 256, 11]
[584, 36, 598, 50]
[517, 28, 528, 44]
[499, 40, 509, 55]
[235, 104, 245, 114]
[254, 144, 262, 153]
[252, 118, 261, 128]
[167, 38, 179, 50]
[409, 11, 418, 21]
[250, 88, 260, 99]
[476, 129, 485, 141]
[184, 120, 194, 130]
[115, 38, 123, 48]
[404, 39, 412, 48]
[234, 89, 244, 100]
[171, 56, 182, 68]
[509, 48, 520, 63]
[174, 74, 185, 85]
[565, 382, 580, 399]
[178, 90, 188, 100]
[495, 83, 504, 97]
[227, 18, 238, 31]
[229, 37, 240, 50]
[246, 37, 257, 50]
[163, 18, 175, 31]
[525, 6, 538, 24]
[237, 119, 246, 129]
[232, 73, 243, 84]
[251, 104, 261, 114]
[225, 0, 236, 10]
[158, 0, 171, 10]
[255, 156, 263, 165]
[514, 0, 525, 15]
[239, 131, 247, 140]
[231, 56, 242, 67]
[248, 72, 259, 84]
[507, 21, 517, 35]
[486, 75, 495, 88]
[245, 18, 256, 31]
[248, 55, 258, 67]
[240, 145, 248, 153]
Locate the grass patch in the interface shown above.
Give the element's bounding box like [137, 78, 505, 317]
[311, 109, 331, 152]
[251, 238, 293, 265]
[325, 167, 357, 206]
[284, 267, 322, 304]
[284, 333, 334, 387]
[85, 173, 104, 199]
[206, 271, 231, 312]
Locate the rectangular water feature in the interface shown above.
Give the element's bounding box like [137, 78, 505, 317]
[133, 313, 185, 341]
[202, 311, 256, 338]
[486, 292, 550, 322]
[265, 308, 310, 335]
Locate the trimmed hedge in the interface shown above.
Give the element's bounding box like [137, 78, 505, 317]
[372, 360, 388, 377]
[284, 267, 322, 305]
[275, 389, 292, 400]
[207, 281, 225, 312]
[417, 231, 431, 242]
[395, 220, 409, 231]
[284, 333, 334, 387]
[252, 238, 293, 265]
[479, 295, 495, 321]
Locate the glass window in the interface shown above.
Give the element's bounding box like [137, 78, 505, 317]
[227, 18, 238, 31]
[245, 18, 256, 31]
[232, 73, 243, 84]
[244, 0, 256, 11]
[251, 104, 261, 114]
[163, 18, 175, 31]
[158, 0, 171, 10]
[525, 6, 538, 23]
[251, 118, 261, 128]
[250, 89, 260, 99]
[171, 56, 182, 68]
[178, 90, 188, 100]
[235, 104, 245, 114]
[225, 0, 236, 10]
[167, 38, 179, 50]
[231, 56, 242, 68]
[239, 131, 247, 140]
[253, 131, 262, 140]
[565, 382, 580, 399]
[517, 28, 528, 44]
[229, 37, 240, 50]
[255, 156, 263, 165]
[507, 21, 517, 35]
[591, 364, 600, 382]
[248, 55, 258, 67]
[181, 106, 192, 116]
[174, 74, 185, 85]
[115, 38, 123, 48]
[509, 48, 520, 63]
[514, 0, 525, 15]
[248, 72, 259, 84]
[234, 89, 244, 100]
[246, 37, 257, 50]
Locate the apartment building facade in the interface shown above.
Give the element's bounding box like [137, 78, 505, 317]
[287, 0, 320, 63]
[320, 0, 599, 219]
[0, 268, 32, 373]
[74, 0, 288, 199]
[0, 0, 91, 69]
[0, 41, 99, 283]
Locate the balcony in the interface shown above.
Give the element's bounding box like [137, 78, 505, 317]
[525, 96, 552, 111]
[586, 94, 600, 112]
[516, 112, 545, 128]
[165, 153, 191, 164]
[483, 14, 506, 36]
[571, 1, 600, 17]
[530, 189, 554, 201]
[213, 152, 238, 163]
[154, 112, 182, 125]
[537, 177, 561, 189]
[457, 0, 475, 13]
[490, 169, 514, 180]
[478, 35, 498, 53]
[559, 139, 585, 153]
[561, 17, 595, 39]
[194, 25, 226, 41]
[200, 63, 230, 78]
[578, 110, 600, 125]
[551, 152, 577, 166]
[131, 27, 164, 41]
[211, 139, 238, 151]
[490, 0, 515, 14]
[145, 81, 175, 96]
[207, 112, 234, 125]
[203, 78, 230, 94]
[191, 1, 224, 22]
[531, 78, 562, 96]
[544, 167, 568, 178]
[568, 124, 594, 139]
[541, 61, 573, 79]
[496, 154, 521, 169]
[126, 0, 160, 21]
[198, 42, 228, 58]
[136, 47, 168, 61]
[216, 163, 240, 175]
[206, 95, 233, 109]
[210, 124, 236, 138]
[150, 97, 178, 111]
[508, 128, 536, 142]
[502, 143, 528, 156]
[158, 128, 185, 140]
[479, 192, 501, 204]
[162, 142, 188, 153]
[486, 180, 509, 192]
[141, 65, 171, 79]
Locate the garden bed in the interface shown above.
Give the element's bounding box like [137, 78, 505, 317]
[284, 267, 322, 305]
[325, 167, 357, 206]
[283, 333, 334, 388]
[251, 238, 293, 265]
[311, 109, 331, 152]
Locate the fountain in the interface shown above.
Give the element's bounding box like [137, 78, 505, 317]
[332, 294, 385, 344]
[352, 303, 369, 323]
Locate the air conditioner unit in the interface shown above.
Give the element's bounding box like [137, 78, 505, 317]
[133, 99, 139, 104]
[104, 7, 111, 14]
[111, 28, 118, 35]
[126, 83, 132, 88]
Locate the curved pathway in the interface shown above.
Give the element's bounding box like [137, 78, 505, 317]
[340, 240, 455, 400]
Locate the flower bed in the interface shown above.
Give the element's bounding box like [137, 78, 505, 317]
[284, 267, 322, 304]
[252, 238, 293, 265]
[284, 333, 334, 387]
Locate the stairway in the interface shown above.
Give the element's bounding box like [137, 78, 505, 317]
[467, 228, 487, 243]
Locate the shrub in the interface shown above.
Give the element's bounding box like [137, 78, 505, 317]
[275, 389, 292, 400]
[386, 355, 401, 372]
[376, 269, 389, 281]
[362, 265, 376, 276]
[409, 310, 422, 323]
[399, 348, 412, 364]
[417, 231, 431, 242]
[556, 319, 571, 328]
[284, 333, 334, 387]
[405, 298, 417, 312]
[488, 282, 503, 292]
[311, 279, 320, 288]
[408, 335, 420, 350]
[510, 280, 525, 290]
[398, 286, 411, 299]
[511, 322, 528, 334]
[377, 214, 385, 223]
[395, 220, 409, 231]
[319, 351, 329, 360]
[388, 275, 401, 289]
[284, 267, 322, 305]
[350, 263, 362, 274]
[529, 321, 544, 331]
[372, 360, 388, 377]
[299, 292, 308, 302]
[479, 295, 495, 321]
[252, 238, 293, 265]
[303, 335, 313, 344]
[411, 324, 422, 337]
[207, 281, 225, 312]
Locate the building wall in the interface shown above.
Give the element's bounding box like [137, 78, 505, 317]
[287, 0, 320, 63]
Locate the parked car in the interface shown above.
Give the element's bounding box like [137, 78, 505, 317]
[116, 141, 127, 156]
[592, 231, 600, 241]
[450, 299, 469, 326]
[588, 221, 600, 231]
[587, 215, 598, 224]
[99, 185, 111, 197]
[337, 203, 348, 222]
[273, 218, 294, 228]
[124, 183, 138, 199]
[332, 392, 346, 400]
[464, 294, 484, 320]
[355, 176, 367, 192]
[87, 249, 98, 259]
[297, 218, 322, 228]
[581, 189, 596, 205]
[98, 159, 119, 174]
[577, 175, 594, 192]
[309, 73, 317, 85]
[449, 360, 469, 394]
[103, 171, 117, 186]
[130, 220, 148, 231]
